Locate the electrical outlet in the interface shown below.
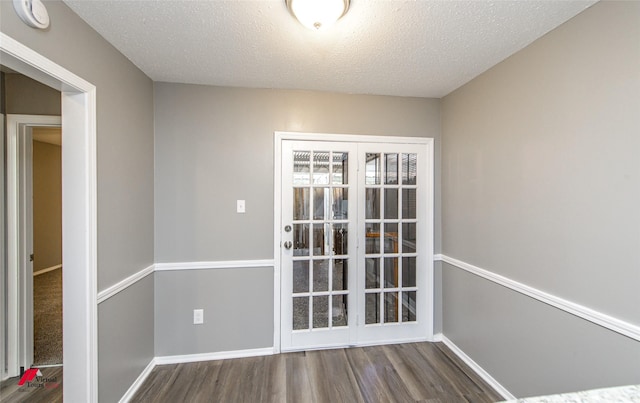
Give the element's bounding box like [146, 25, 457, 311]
[193, 309, 204, 325]
[237, 200, 246, 213]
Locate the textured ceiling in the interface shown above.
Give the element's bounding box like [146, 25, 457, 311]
[63, 0, 597, 98]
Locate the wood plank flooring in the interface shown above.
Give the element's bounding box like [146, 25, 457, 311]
[0, 366, 63, 403]
[132, 342, 503, 402]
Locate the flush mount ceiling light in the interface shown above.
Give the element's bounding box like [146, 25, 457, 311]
[286, 0, 350, 31]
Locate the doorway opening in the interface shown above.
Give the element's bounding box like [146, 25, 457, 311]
[1, 33, 97, 402]
[31, 125, 63, 367]
[5, 114, 62, 375]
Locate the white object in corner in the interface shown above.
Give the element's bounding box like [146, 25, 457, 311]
[13, 0, 50, 29]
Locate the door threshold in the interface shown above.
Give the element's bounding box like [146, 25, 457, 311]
[32, 363, 63, 368]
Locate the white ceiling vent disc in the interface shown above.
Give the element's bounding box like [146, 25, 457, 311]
[13, 0, 50, 29]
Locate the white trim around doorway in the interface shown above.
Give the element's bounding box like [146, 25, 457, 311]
[0, 113, 5, 381]
[1, 33, 98, 402]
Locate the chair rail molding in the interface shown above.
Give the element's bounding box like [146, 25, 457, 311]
[97, 264, 155, 304]
[154, 259, 274, 271]
[435, 254, 640, 342]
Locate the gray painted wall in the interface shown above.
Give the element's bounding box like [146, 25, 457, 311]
[154, 83, 441, 261]
[443, 264, 640, 397]
[154, 84, 442, 352]
[441, 1, 640, 397]
[1, 2, 155, 400]
[3, 73, 61, 115]
[99, 275, 154, 402]
[155, 268, 273, 356]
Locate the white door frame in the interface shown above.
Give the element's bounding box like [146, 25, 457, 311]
[1, 33, 98, 402]
[0, 112, 5, 381]
[274, 131, 435, 352]
[6, 114, 61, 377]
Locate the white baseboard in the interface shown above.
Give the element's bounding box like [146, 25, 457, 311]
[33, 264, 62, 276]
[355, 336, 432, 348]
[154, 346, 275, 366]
[119, 359, 156, 403]
[441, 335, 515, 400]
[119, 347, 275, 402]
[282, 337, 433, 353]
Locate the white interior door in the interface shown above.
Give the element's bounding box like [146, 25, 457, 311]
[281, 141, 359, 350]
[356, 143, 431, 344]
[279, 134, 433, 351]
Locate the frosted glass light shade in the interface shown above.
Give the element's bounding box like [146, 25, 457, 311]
[286, 0, 350, 30]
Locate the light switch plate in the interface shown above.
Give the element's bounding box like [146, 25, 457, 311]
[193, 309, 204, 324]
[237, 200, 246, 213]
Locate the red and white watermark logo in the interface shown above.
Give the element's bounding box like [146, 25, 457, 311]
[18, 368, 59, 390]
[18, 368, 42, 385]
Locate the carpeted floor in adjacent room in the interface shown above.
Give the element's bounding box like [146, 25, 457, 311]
[33, 268, 63, 366]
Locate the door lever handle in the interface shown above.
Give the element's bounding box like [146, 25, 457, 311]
[283, 241, 293, 250]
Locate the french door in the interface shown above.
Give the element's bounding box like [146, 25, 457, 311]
[279, 135, 433, 351]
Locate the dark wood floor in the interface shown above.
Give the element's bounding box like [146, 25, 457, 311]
[0, 366, 63, 403]
[132, 342, 503, 402]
